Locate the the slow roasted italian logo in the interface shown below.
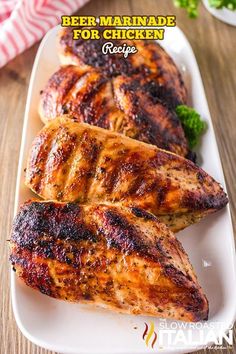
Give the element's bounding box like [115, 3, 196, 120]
[143, 322, 157, 349]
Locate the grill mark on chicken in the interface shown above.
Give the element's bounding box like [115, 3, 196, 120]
[101, 209, 156, 258]
[62, 71, 98, 119]
[42, 126, 77, 198]
[130, 207, 157, 221]
[63, 130, 102, 202]
[60, 28, 135, 76]
[40, 65, 190, 157]
[58, 131, 83, 198]
[38, 28, 191, 158]
[61, 70, 104, 123]
[114, 75, 188, 155]
[125, 175, 155, 199]
[86, 89, 115, 129]
[100, 153, 145, 197]
[59, 28, 187, 104]
[65, 130, 100, 201]
[11, 202, 97, 247]
[144, 79, 182, 110]
[122, 77, 179, 111]
[27, 129, 57, 194]
[41, 66, 86, 120]
[25, 119, 228, 232]
[75, 76, 108, 124]
[39, 66, 189, 156]
[10, 201, 209, 321]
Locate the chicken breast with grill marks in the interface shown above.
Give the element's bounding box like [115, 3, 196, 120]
[39, 66, 189, 157]
[58, 27, 187, 106]
[10, 201, 208, 322]
[25, 118, 228, 232]
[39, 26, 191, 159]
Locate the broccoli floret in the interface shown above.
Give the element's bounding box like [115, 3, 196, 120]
[176, 105, 207, 149]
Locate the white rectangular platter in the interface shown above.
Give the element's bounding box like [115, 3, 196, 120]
[11, 25, 236, 354]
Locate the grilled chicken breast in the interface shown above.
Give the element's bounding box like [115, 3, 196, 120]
[25, 118, 227, 232]
[10, 201, 208, 322]
[39, 27, 191, 158]
[39, 66, 189, 157]
[58, 27, 187, 106]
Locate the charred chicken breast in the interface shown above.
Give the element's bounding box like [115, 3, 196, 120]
[10, 201, 208, 322]
[25, 118, 227, 232]
[39, 66, 189, 157]
[39, 27, 191, 158]
[58, 27, 187, 106]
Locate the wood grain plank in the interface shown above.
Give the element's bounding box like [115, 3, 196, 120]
[0, 0, 235, 353]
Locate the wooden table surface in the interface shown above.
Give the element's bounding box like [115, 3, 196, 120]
[1, 0, 235, 353]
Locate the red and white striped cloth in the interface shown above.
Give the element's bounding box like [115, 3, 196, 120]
[0, 0, 89, 68]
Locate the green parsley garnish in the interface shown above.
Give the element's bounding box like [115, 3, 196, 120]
[208, 0, 236, 10]
[173, 0, 236, 17]
[176, 105, 207, 148]
[173, 0, 201, 18]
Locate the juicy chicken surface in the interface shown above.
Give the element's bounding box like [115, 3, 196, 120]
[39, 66, 189, 157]
[25, 118, 228, 232]
[58, 27, 187, 106]
[10, 201, 208, 322]
[39, 27, 191, 158]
